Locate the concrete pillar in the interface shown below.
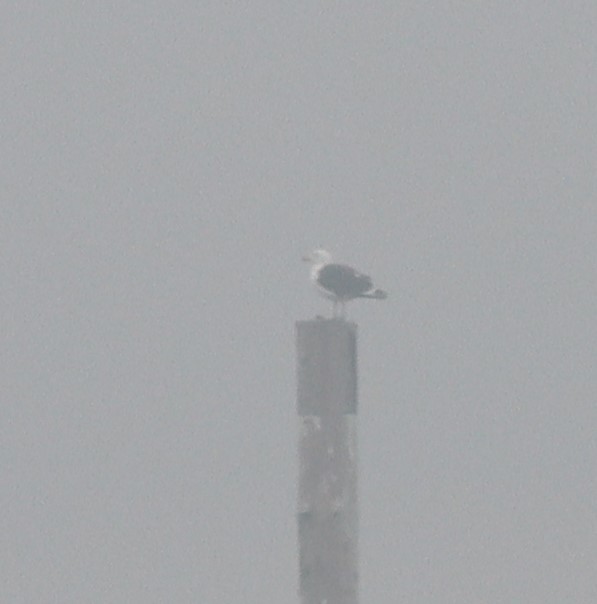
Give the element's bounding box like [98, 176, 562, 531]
[296, 318, 359, 604]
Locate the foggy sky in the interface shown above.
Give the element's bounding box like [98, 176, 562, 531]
[2, 3, 596, 602]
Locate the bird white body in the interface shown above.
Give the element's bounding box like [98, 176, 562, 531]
[307, 250, 337, 300]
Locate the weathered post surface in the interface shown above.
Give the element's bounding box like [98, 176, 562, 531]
[296, 318, 358, 604]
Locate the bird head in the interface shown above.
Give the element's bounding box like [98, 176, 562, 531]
[302, 249, 332, 266]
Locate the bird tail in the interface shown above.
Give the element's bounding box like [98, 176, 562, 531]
[358, 288, 387, 300]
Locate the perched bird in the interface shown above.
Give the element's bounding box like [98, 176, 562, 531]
[302, 249, 387, 318]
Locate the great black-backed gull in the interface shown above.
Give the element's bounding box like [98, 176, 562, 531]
[302, 249, 387, 318]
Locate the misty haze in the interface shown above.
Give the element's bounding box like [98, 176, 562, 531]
[2, 3, 596, 602]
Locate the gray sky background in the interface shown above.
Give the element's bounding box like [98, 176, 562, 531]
[2, 3, 596, 602]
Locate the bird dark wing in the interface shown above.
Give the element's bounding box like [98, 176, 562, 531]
[317, 263, 373, 298]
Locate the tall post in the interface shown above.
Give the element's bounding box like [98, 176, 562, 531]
[296, 318, 359, 604]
